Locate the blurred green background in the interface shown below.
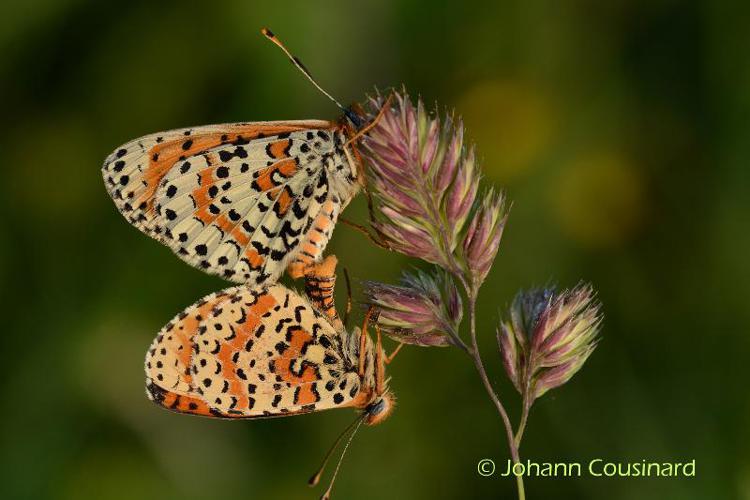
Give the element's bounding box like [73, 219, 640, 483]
[1, 0, 748, 499]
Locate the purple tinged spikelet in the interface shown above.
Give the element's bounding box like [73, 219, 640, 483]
[446, 147, 479, 235]
[362, 91, 481, 274]
[363, 269, 463, 347]
[435, 121, 463, 195]
[463, 189, 508, 287]
[497, 284, 602, 403]
[498, 320, 523, 394]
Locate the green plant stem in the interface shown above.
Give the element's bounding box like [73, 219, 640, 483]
[514, 396, 532, 449]
[466, 291, 525, 500]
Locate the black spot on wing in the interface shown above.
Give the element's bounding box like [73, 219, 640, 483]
[294, 305, 305, 322]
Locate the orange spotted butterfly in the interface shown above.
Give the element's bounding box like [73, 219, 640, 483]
[102, 28, 388, 286]
[145, 255, 400, 498]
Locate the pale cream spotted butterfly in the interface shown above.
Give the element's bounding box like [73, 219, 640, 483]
[102, 28, 389, 286]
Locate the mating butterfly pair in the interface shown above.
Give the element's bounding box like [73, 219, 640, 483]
[102, 28, 397, 498]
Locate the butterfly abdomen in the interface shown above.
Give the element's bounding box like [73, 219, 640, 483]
[287, 199, 340, 278]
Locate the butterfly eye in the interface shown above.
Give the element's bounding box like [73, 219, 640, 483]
[344, 108, 365, 129]
[364, 393, 395, 426]
[366, 398, 386, 416]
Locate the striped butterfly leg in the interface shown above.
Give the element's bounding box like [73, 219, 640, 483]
[374, 324, 385, 395]
[303, 254, 343, 330]
[358, 306, 377, 378]
[372, 323, 403, 395]
[371, 328, 403, 394]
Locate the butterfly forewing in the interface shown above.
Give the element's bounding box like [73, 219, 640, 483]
[103, 121, 357, 285]
[145, 284, 367, 418]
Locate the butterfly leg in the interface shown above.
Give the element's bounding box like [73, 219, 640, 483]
[384, 342, 405, 365]
[303, 254, 343, 329]
[374, 325, 386, 395]
[358, 306, 376, 377]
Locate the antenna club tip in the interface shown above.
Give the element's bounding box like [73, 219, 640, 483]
[308, 473, 321, 487]
[261, 27, 274, 38]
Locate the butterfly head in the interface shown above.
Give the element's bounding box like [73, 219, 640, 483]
[363, 390, 396, 426]
[337, 97, 393, 192]
[343, 104, 367, 131]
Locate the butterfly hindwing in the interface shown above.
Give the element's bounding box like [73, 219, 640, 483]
[103, 121, 355, 285]
[145, 284, 366, 418]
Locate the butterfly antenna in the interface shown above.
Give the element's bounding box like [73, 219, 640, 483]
[261, 27, 346, 112]
[320, 417, 365, 500]
[308, 414, 362, 488]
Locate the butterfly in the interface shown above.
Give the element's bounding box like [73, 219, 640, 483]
[101, 28, 388, 286]
[145, 255, 400, 498]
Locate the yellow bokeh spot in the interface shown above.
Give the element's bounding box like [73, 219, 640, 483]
[551, 152, 645, 248]
[458, 80, 555, 182]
